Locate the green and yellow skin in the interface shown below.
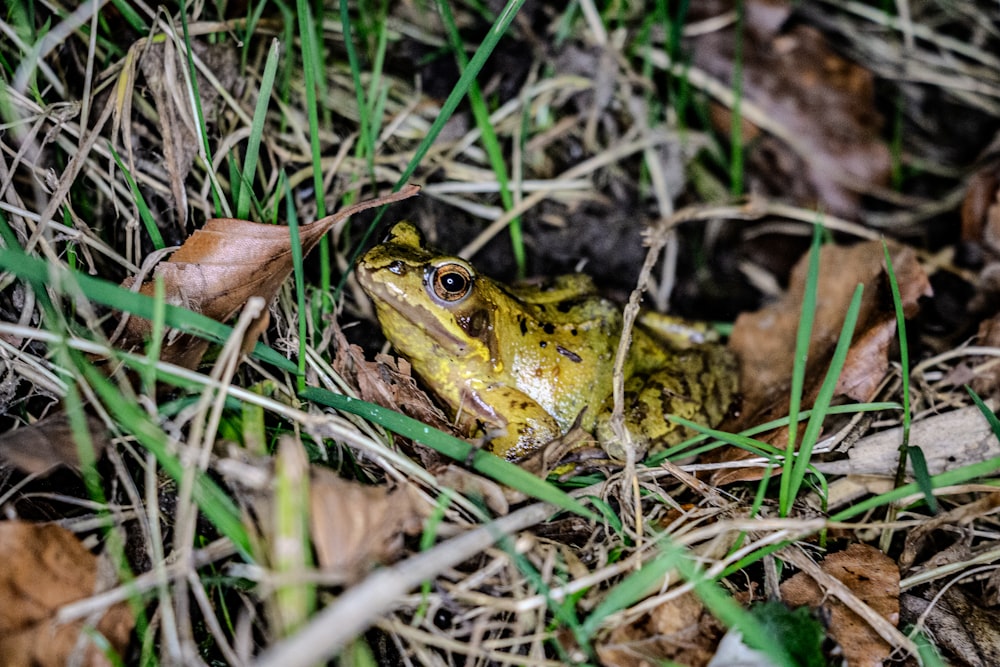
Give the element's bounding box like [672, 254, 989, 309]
[355, 222, 738, 461]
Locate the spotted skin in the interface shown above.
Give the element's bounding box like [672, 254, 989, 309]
[356, 222, 738, 461]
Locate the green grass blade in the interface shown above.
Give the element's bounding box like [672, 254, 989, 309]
[906, 446, 937, 511]
[108, 142, 164, 250]
[883, 241, 937, 513]
[395, 0, 526, 189]
[909, 627, 948, 666]
[335, 0, 528, 299]
[296, 0, 331, 294]
[787, 284, 864, 499]
[62, 360, 105, 504]
[0, 214, 56, 315]
[779, 224, 822, 516]
[581, 539, 795, 666]
[108, 0, 148, 32]
[241, 0, 271, 72]
[968, 386, 1000, 435]
[666, 416, 784, 460]
[294, 0, 326, 211]
[236, 38, 281, 220]
[649, 401, 901, 466]
[285, 176, 308, 392]
[141, 276, 166, 395]
[829, 392, 1000, 523]
[300, 386, 596, 520]
[580, 544, 680, 638]
[340, 0, 376, 181]
[273, 437, 316, 633]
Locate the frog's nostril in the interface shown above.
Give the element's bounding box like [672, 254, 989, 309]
[388, 260, 405, 274]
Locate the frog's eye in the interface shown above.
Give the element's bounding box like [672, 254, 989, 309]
[429, 262, 473, 303]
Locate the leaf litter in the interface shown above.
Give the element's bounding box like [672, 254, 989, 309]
[0, 521, 134, 667]
[1, 1, 1000, 665]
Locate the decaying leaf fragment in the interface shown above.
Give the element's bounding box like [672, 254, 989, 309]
[712, 240, 931, 483]
[688, 0, 891, 218]
[219, 441, 423, 582]
[309, 466, 423, 581]
[733, 241, 930, 413]
[0, 521, 134, 667]
[596, 592, 723, 667]
[781, 544, 900, 667]
[118, 185, 419, 369]
[0, 409, 108, 476]
[331, 325, 454, 444]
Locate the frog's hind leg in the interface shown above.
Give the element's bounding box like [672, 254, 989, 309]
[595, 345, 739, 461]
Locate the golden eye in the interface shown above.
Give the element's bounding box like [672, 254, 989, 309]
[429, 263, 473, 303]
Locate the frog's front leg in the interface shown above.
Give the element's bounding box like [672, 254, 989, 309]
[461, 381, 563, 461]
[595, 346, 739, 461]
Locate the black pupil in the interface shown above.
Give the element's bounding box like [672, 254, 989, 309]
[440, 271, 467, 293]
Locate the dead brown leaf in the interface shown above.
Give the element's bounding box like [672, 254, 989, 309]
[331, 325, 457, 465]
[0, 409, 108, 476]
[0, 521, 134, 667]
[961, 160, 1000, 250]
[309, 466, 423, 581]
[711, 241, 931, 484]
[596, 592, 721, 667]
[781, 544, 900, 667]
[118, 185, 419, 369]
[689, 0, 891, 218]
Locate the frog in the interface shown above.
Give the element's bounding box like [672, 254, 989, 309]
[355, 221, 739, 462]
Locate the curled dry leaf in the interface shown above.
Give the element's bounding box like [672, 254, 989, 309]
[0, 521, 134, 667]
[689, 0, 891, 218]
[781, 544, 900, 667]
[119, 185, 420, 369]
[0, 409, 107, 476]
[309, 466, 423, 581]
[331, 325, 458, 466]
[711, 241, 931, 484]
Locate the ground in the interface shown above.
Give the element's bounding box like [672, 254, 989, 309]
[1, 1, 1000, 665]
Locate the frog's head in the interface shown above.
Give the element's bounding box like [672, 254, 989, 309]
[356, 222, 500, 369]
